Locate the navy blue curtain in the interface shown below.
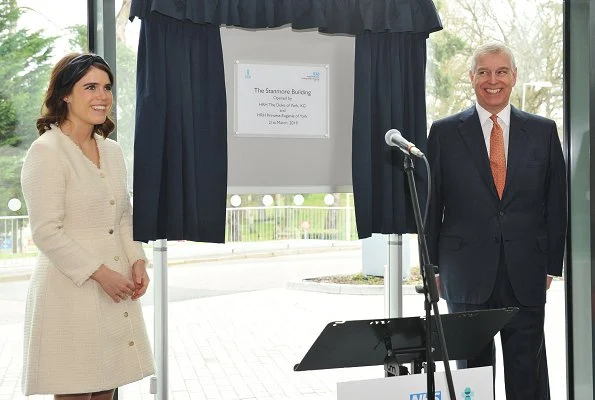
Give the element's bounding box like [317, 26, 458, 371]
[130, 0, 441, 242]
[131, 0, 440, 34]
[132, 12, 227, 243]
[352, 32, 435, 239]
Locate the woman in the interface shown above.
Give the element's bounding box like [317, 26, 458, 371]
[20, 53, 155, 399]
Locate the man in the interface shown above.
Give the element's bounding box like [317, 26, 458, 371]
[426, 43, 567, 399]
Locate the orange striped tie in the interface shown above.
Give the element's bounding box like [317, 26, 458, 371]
[489, 114, 506, 199]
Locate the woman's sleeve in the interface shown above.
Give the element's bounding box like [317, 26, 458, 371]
[21, 141, 102, 286]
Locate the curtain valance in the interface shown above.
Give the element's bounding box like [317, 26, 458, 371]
[130, 0, 442, 35]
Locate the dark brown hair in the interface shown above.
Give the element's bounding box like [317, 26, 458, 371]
[36, 52, 115, 138]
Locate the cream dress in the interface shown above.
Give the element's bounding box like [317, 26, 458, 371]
[20, 126, 155, 395]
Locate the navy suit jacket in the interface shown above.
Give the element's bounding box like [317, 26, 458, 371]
[426, 105, 567, 306]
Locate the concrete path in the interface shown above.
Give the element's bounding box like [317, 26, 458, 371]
[0, 242, 567, 400]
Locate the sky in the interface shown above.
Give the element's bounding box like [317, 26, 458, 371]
[17, 0, 88, 61]
[16, 0, 138, 59]
[17, 0, 87, 34]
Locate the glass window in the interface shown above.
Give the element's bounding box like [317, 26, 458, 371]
[1, 0, 565, 398]
[427, 0, 563, 129]
[1, 1, 88, 398]
[426, 1, 565, 398]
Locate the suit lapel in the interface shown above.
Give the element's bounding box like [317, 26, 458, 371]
[457, 107, 498, 197]
[503, 106, 529, 202]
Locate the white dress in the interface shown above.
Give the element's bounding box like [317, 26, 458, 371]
[20, 126, 155, 395]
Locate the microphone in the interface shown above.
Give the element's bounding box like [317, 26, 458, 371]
[385, 129, 424, 158]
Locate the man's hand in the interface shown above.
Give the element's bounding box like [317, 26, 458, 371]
[546, 275, 553, 290]
[91, 265, 136, 303]
[131, 259, 150, 300]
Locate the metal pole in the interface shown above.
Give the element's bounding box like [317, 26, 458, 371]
[11, 219, 17, 254]
[154, 239, 168, 399]
[18, 218, 22, 253]
[345, 193, 351, 240]
[385, 234, 403, 318]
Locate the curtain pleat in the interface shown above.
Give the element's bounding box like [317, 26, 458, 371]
[133, 12, 227, 243]
[352, 32, 429, 238]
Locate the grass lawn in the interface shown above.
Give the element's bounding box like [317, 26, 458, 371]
[0, 251, 37, 259]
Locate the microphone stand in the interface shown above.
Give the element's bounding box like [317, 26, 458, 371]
[403, 155, 456, 400]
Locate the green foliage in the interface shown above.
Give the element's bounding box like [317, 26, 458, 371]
[66, 24, 87, 51]
[349, 273, 383, 285]
[309, 273, 384, 285]
[0, 0, 55, 216]
[0, 2, 54, 147]
[0, 93, 18, 146]
[0, 146, 25, 215]
[0, 251, 37, 259]
[428, 0, 563, 124]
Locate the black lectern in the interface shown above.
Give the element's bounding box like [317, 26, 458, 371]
[294, 308, 518, 374]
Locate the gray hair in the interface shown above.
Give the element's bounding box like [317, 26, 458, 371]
[470, 43, 517, 72]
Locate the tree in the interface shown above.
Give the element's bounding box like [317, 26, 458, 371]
[0, 93, 18, 146]
[67, 23, 87, 50]
[427, 0, 563, 127]
[0, 0, 55, 216]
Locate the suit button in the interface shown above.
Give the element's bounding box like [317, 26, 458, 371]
[114, 256, 119, 261]
[123, 312, 128, 317]
[109, 199, 115, 205]
[129, 341, 135, 346]
[108, 229, 114, 234]
[499, 211, 504, 216]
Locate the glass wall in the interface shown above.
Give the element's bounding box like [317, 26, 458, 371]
[0, 0, 573, 399]
[426, 0, 566, 398]
[427, 0, 563, 128]
[566, 0, 593, 398]
[0, 1, 89, 398]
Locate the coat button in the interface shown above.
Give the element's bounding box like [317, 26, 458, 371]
[108, 229, 114, 234]
[114, 256, 119, 261]
[499, 211, 504, 216]
[110, 199, 115, 205]
[123, 312, 128, 317]
[129, 341, 135, 346]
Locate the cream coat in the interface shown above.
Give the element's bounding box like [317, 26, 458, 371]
[20, 126, 155, 395]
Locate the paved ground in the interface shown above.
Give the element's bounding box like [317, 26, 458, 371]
[0, 241, 567, 399]
[0, 240, 360, 282]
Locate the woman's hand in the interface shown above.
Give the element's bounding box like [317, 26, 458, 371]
[131, 259, 150, 300]
[91, 265, 136, 303]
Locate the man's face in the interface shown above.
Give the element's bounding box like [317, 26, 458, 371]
[470, 51, 517, 114]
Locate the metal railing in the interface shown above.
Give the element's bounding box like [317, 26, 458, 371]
[226, 205, 357, 242]
[0, 216, 29, 254]
[0, 206, 358, 255]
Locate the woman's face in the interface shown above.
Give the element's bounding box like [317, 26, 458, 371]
[64, 66, 113, 130]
